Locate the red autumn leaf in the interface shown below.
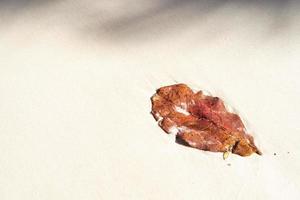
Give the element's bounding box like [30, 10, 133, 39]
[151, 84, 261, 157]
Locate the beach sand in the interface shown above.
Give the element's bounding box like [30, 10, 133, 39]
[0, 1, 300, 199]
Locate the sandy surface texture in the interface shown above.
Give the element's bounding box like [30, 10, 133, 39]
[0, 1, 300, 199]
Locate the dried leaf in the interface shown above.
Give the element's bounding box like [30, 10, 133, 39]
[151, 84, 261, 157]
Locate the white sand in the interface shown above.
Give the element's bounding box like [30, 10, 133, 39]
[0, 1, 300, 199]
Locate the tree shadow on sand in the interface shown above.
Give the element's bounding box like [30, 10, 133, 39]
[0, 0, 295, 42]
[80, 0, 293, 42]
